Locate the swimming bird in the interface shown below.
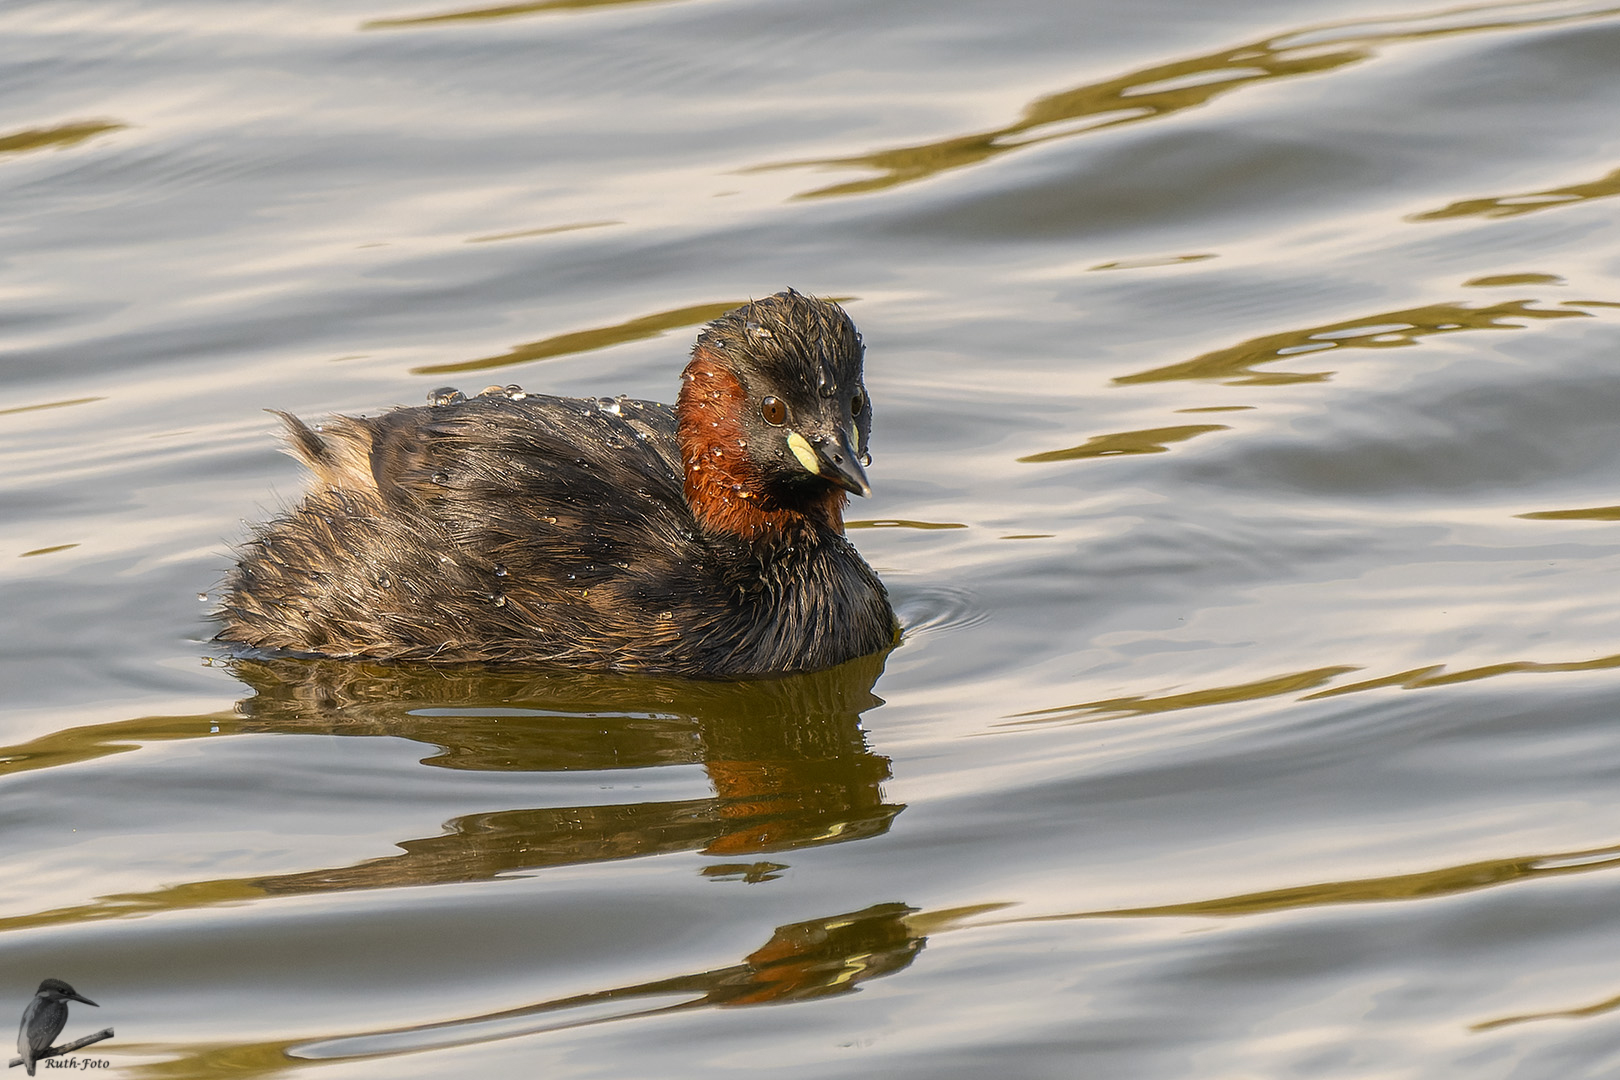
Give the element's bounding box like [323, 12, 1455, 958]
[217, 290, 897, 676]
[16, 979, 97, 1076]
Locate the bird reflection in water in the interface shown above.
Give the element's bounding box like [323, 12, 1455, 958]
[228, 650, 901, 892]
[100, 653, 981, 1072]
[230, 652, 942, 1064]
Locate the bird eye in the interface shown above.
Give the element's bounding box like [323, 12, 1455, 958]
[760, 396, 786, 426]
[851, 391, 865, 415]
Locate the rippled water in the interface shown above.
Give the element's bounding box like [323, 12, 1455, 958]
[6, 0, 1620, 1075]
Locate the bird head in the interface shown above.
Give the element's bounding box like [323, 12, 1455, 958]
[35, 980, 96, 1007]
[678, 290, 873, 535]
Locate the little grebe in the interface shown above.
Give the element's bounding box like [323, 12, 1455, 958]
[217, 290, 898, 677]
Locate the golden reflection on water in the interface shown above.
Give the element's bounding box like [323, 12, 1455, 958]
[410, 299, 743, 376]
[1302, 651, 1620, 697]
[0, 396, 105, 417]
[1090, 254, 1216, 271]
[846, 519, 968, 530]
[18, 543, 80, 558]
[1465, 272, 1564, 287]
[0, 122, 123, 157]
[364, 0, 679, 29]
[1013, 840, 1620, 922]
[1115, 299, 1594, 386]
[1018, 423, 1227, 464]
[1518, 505, 1620, 521]
[749, 1, 1620, 200]
[0, 657, 899, 933]
[0, 711, 235, 781]
[465, 220, 621, 244]
[122, 1040, 294, 1080]
[1005, 665, 1359, 727]
[1006, 648, 1620, 731]
[1474, 987, 1620, 1031]
[1410, 163, 1620, 221]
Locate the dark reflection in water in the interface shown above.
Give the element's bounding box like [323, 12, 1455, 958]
[1115, 298, 1597, 387]
[127, 903, 1006, 1078]
[0, 654, 901, 930]
[1410, 163, 1620, 221]
[750, 1, 1619, 200]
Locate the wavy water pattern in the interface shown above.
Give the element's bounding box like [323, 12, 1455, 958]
[753, 1, 1620, 199]
[8, 0, 1620, 1075]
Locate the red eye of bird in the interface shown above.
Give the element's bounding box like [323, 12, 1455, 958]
[760, 396, 786, 426]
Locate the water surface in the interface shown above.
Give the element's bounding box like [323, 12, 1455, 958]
[5, 0, 1620, 1075]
